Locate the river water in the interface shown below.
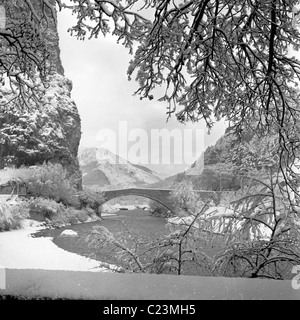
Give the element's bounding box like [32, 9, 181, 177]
[34, 209, 169, 268]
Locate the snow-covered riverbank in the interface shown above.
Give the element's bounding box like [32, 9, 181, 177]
[0, 220, 110, 272]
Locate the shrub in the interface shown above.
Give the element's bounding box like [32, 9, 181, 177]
[26, 163, 79, 207]
[0, 200, 29, 231]
[149, 200, 172, 218]
[77, 187, 106, 214]
[51, 207, 90, 226]
[28, 197, 65, 220]
[168, 181, 210, 216]
[28, 197, 98, 227]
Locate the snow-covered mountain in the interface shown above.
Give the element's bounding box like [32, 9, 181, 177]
[78, 147, 162, 189]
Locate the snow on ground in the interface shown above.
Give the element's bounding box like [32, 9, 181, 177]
[0, 220, 111, 272]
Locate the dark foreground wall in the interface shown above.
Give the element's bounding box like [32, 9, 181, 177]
[1, 269, 300, 300]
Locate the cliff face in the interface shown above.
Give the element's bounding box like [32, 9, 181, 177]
[0, 1, 82, 187]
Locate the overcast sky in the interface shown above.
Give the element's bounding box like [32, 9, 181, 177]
[56, 9, 228, 176]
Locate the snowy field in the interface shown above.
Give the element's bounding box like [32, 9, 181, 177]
[0, 218, 299, 300]
[0, 219, 111, 272]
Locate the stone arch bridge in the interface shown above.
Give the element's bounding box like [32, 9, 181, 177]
[102, 188, 224, 214]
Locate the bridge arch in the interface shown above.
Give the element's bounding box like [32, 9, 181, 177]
[102, 188, 176, 214]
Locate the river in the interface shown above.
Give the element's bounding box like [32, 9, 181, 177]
[34, 209, 169, 268]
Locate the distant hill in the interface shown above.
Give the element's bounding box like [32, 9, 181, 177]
[145, 174, 178, 189]
[78, 147, 162, 189]
[146, 132, 242, 191]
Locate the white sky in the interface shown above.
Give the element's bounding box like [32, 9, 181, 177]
[56, 9, 229, 176]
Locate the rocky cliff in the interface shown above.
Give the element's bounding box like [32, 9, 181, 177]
[0, 1, 82, 187]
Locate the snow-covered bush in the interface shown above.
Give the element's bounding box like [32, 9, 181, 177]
[51, 206, 93, 226]
[28, 197, 65, 220]
[0, 201, 29, 231]
[168, 181, 206, 217]
[26, 163, 79, 207]
[0, 163, 79, 208]
[77, 187, 105, 214]
[28, 197, 96, 226]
